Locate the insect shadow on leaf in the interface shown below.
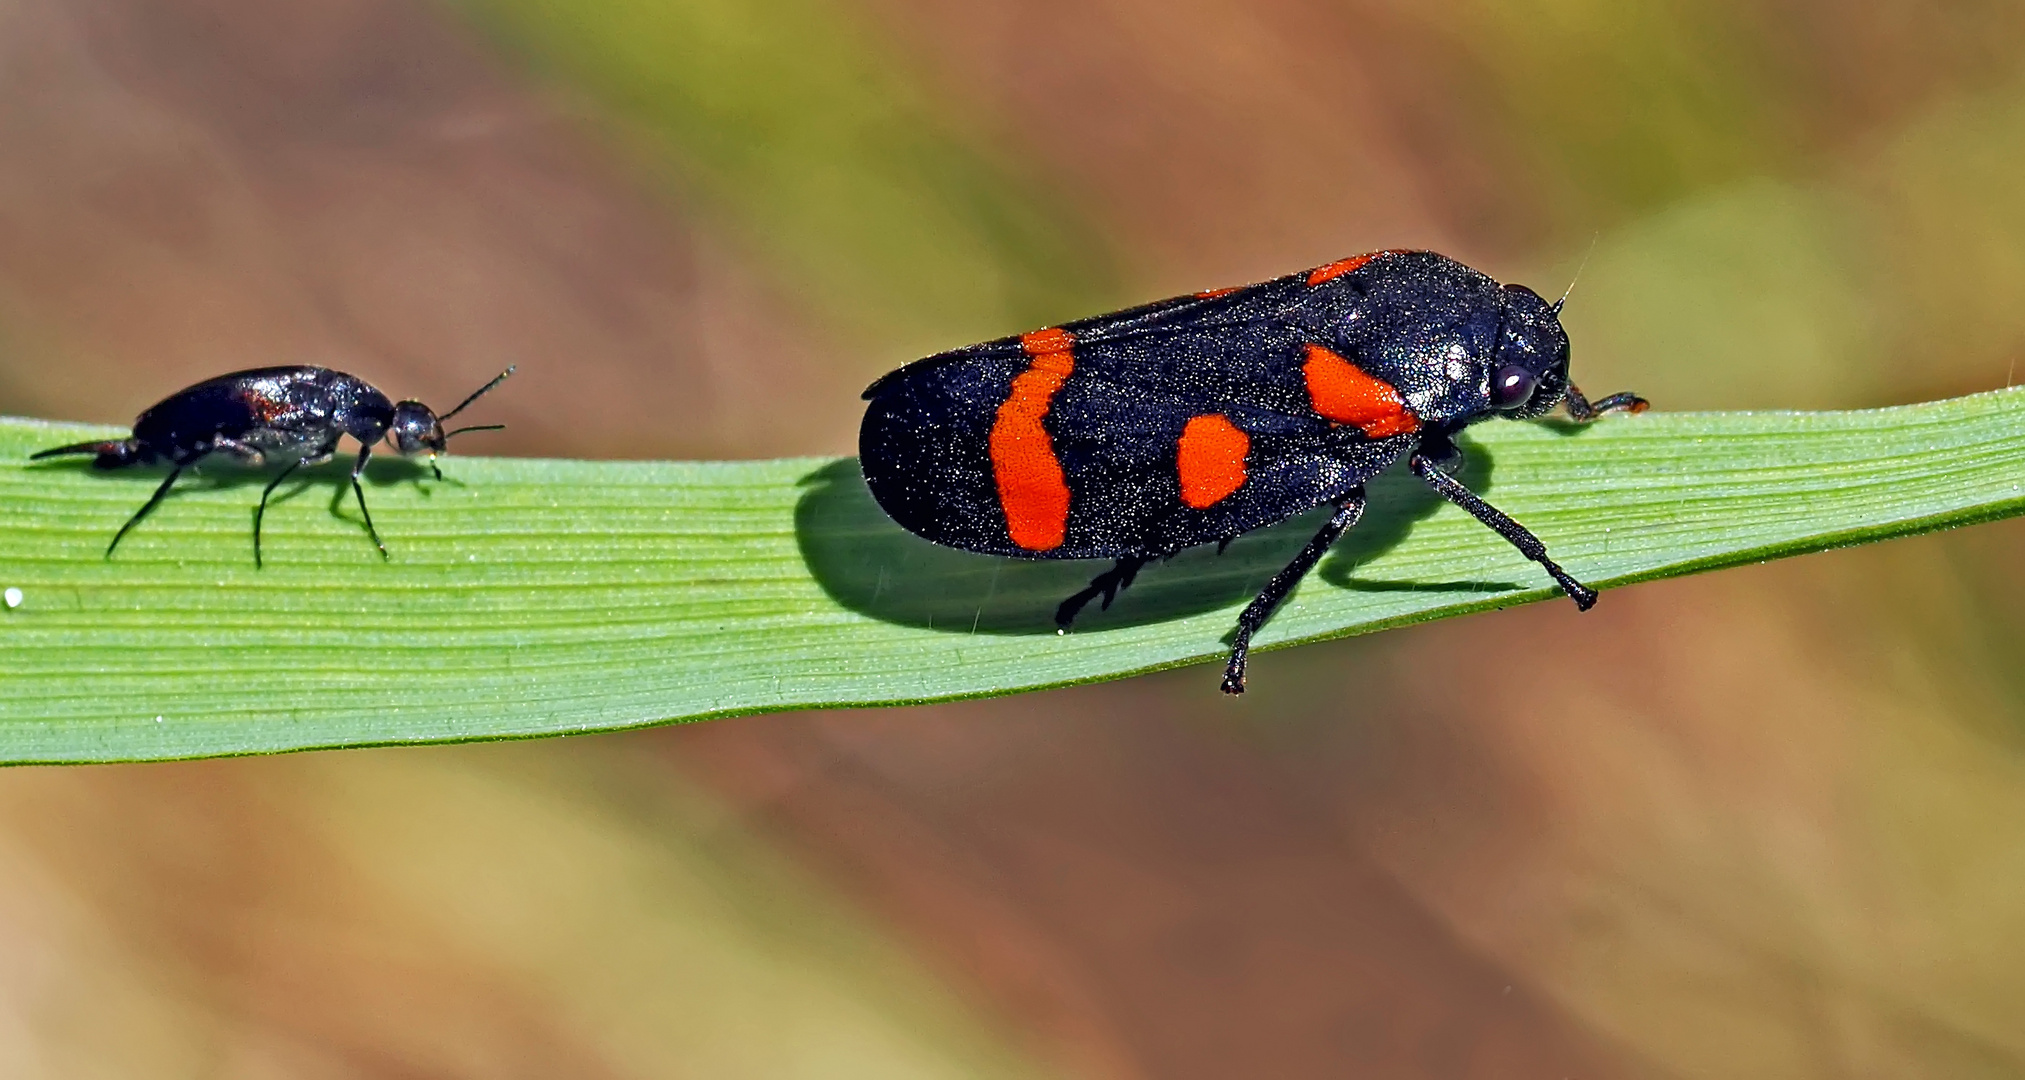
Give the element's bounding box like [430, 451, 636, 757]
[796, 454, 1492, 636]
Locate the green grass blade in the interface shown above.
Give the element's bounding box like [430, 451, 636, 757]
[2, 389, 2022, 763]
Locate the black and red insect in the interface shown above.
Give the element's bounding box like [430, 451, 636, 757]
[32, 365, 514, 564]
[859, 249, 1646, 693]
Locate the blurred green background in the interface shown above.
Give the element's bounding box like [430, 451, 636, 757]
[3, 0, 2025, 1075]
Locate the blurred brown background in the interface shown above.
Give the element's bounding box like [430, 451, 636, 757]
[5, 0, 2025, 1075]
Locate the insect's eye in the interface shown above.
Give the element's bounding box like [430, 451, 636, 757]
[1490, 365, 1539, 410]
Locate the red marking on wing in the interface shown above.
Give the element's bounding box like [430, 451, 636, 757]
[1302, 343, 1419, 437]
[238, 389, 288, 423]
[1176, 414, 1249, 509]
[1193, 285, 1241, 299]
[1019, 327, 1075, 360]
[1305, 249, 1409, 287]
[991, 329, 1078, 551]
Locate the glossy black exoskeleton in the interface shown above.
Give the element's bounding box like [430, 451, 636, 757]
[860, 250, 1648, 693]
[32, 365, 515, 564]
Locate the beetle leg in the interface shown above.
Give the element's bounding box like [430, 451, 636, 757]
[1563, 383, 1648, 421]
[209, 437, 266, 467]
[105, 466, 186, 559]
[1408, 451, 1596, 610]
[1220, 488, 1366, 695]
[1055, 555, 1149, 630]
[252, 449, 332, 568]
[348, 444, 390, 560]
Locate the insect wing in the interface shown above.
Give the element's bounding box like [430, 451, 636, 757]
[866, 271, 1311, 398]
[860, 270, 1411, 559]
[860, 351, 1031, 554]
[130, 367, 332, 452]
[1043, 363, 1403, 557]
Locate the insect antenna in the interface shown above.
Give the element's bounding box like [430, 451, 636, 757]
[1550, 235, 1599, 317]
[439, 365, 516, 423]
[427, 369, 514, 480]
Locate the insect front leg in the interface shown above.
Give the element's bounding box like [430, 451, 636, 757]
[1415, 437, 1464, 475]
[1562, 383, 1648, 421]
[1055, 555, 1150, 630]
[1221, 488, 1366, 696]
[348, 444, 390, 560]
[253, 446, 336, 568]
[1408, 445, 1596, 609]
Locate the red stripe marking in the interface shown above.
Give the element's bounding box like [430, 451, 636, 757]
[990, 329, 1078, 551]
[1176, 414, 1249, 509]
[1194, 285, 1241, 299]
[1306, 250, 1408, 287]
[1302, 343, 1419, 437]
[1020, 327, 1074, 358]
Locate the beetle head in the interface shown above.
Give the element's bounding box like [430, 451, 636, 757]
[1483, 284, 1570, 420]
[384, 366, 516, 479]
[388, 401, 447, 457]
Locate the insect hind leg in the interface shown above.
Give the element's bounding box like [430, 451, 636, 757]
[105, 465, 187, 558]
[1054, 555, 1150, 631]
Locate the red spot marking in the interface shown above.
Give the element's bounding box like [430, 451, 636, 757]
[1176, 414, 1249, 509]
[239, 390, 287, 423]
[1194, 285, 1240, 299]
[991, 329, 1078, 550]
[1302, 343, 1419, 437]
[1306, 249, 1408, 287]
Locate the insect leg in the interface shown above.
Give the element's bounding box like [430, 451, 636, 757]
[1221, 489, 1366, 696]
[209, 437, 267, 466]
[1408, 452, 1596, 610]
[252, 449, 332, 568]
[1055, 555, 1149, 630]
[253, 460, 303, 567]
[105, 465, 187, 558]
[348, 445, 390, 560]
[1563, 384, 1648, 421]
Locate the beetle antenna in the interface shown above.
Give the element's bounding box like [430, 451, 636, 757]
[1551, 234, 1599, 316]
[439, 366, 516, 423]
[444, 423, 506, 440]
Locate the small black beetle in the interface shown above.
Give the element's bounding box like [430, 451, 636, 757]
[32, 365, 514, 564]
